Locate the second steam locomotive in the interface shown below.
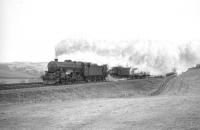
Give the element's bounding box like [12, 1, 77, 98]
[109, 66, 131, 78]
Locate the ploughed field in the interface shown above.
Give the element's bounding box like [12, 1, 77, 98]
[0, 70, 200, 130]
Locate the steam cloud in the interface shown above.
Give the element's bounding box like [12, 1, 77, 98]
[55, 39, 200, 75]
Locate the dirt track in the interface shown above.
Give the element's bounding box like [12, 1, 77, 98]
[0, 71, 200, 130]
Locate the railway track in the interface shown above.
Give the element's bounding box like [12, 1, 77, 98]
[150, 75, 176, 96]
[0, 80, 102, 91]
[0, 78, 152, 91]
[0, 82, 45, 91]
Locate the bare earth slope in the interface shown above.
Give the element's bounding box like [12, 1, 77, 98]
[0, 69, 200, 130]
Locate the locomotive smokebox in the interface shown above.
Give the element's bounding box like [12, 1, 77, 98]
[54, 58, 58, 62]
[48, 61, 58, 72]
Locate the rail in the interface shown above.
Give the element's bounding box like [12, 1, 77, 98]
[150, 75, 176, 96]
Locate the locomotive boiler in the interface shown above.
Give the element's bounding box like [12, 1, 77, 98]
[43, 59, 108, 84]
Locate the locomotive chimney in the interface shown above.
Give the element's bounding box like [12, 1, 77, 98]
[54, 58, 58, 62]
[55, 51, 58, 62]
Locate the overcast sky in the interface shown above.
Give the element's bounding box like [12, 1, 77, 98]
[1, 0, 200, 62]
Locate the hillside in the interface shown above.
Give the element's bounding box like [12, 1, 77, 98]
[0, 62, 47, 83]
[0, 68, 36, 79]
[156, 68, 200, 95]
[0, 78, 163, 103]
[1, 69, 200, 130]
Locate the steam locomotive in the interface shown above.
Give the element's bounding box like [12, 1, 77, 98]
[109, 66, 131, 78]
[43, 59, 108, 84]
[109, 66, 150, 79]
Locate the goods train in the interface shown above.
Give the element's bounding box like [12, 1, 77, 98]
[43, 59, 151, 84]
[43, 59, 108, 84]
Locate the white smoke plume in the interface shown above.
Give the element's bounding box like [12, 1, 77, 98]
[55, 39, 200, 75]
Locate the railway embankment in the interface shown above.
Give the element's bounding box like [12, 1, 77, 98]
[0, 78, 163, 104]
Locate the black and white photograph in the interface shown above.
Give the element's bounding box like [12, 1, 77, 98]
[1, 0, 200, 129]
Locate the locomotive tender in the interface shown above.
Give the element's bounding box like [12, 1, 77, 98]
[43, 59, 108, 84]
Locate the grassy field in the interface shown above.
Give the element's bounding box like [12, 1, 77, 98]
[0, 69, 200, 130]
[0, 78, 162, 104]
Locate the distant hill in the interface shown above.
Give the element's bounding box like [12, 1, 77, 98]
[0, 62, 47, 84]
[0, 69, 35, 78]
